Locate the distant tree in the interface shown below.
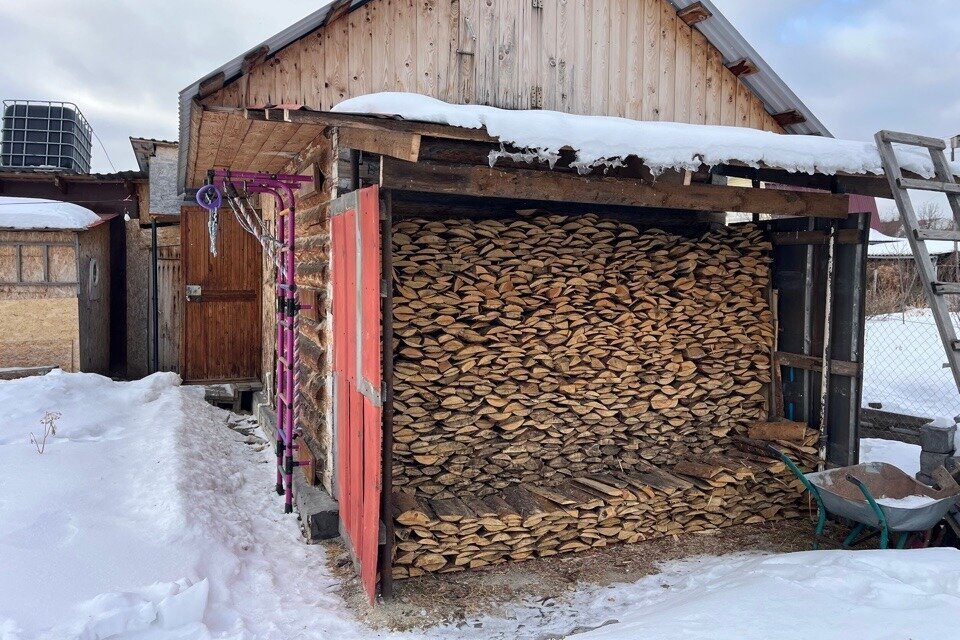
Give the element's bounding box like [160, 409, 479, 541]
[916, 202, 953, 230]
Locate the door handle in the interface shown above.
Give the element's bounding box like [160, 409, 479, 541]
[186, 284, 202, 301]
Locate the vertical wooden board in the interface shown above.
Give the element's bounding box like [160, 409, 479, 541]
[416, 0, 440, 97]
[273, 48, 299, 106]
[658, 2, 676, 121]
[690, 29, 707, 125]
[556, 0, 574, 112]
[474, 0, 498, 105]
[704, 44, 722, 125]
[625, 0, 645, 119]
[607, 0, 628, 117]
[674, 18, 691, 123]
[589, 0, 609, 115]
[720, 66, 737, 126]
[395, 0, 418, 92]
[436, 0, 459, 101]
[495, 0, 521, 108]
[301, 32, 326, 110]
[247, 63, 273, 107]
[762, 112, 785, 134]
[349, 4, 374, 98]
[457, 0, 479, 103]
[540, 0, 559, 111]
[736, 80, 751, 128]
[749, 93, 765, 130]
[641, 0, 660, 120]
[324, 15, 350, 108]
[572, 0, 592, 114]
[517, 0, 539, 110]
[358, 187, 381, 388]
[367, 0, 397, 91]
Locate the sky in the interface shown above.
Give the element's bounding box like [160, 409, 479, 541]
[0, 0, 957, 216]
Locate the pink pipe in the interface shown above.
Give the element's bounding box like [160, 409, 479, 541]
[211, 170, 311, 514]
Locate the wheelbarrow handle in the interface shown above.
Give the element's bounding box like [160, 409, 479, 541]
[845, 474, 891, 549]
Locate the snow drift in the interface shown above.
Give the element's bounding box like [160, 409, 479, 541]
[0, 196, 102, 230]
[333, 92, 960, 179]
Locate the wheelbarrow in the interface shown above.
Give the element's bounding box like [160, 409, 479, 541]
[769, 445, 960, 549]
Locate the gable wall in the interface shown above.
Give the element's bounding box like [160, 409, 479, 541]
[203, 0, 784, 132]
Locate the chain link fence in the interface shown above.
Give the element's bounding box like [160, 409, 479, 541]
[863, 256, 960, 421]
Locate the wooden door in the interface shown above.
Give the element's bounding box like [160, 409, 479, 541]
[181, 206, 261, 383]
[331, 186, 382, 603]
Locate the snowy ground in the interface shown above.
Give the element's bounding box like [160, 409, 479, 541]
[863, 309, 960, 419]
[2, 372, 959, 640]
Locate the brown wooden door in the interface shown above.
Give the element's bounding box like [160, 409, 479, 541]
[181, 206, 261, 383]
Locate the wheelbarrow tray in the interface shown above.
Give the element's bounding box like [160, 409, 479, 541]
[805, 462, 958, 532]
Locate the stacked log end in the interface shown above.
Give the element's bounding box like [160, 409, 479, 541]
[390, 212, 808, 577]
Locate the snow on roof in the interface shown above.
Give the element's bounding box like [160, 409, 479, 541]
[0, 196, 102, 230]
[868, 228, 958, 258]
[333, 92, 960, 179]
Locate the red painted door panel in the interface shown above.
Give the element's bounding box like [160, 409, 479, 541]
[331, 186, 382, 603]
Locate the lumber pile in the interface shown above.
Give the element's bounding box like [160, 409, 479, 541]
[391, 213, 775, 499]
[391, 429, 817, 578]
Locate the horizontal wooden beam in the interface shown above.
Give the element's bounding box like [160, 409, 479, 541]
[772, 109, 806, 128]
[771, 229, 863, 246]
[264, 108, 498, 143]
[380, 158, 852, 218]
[197, 71, 225, 100]
[777, 351, 861, 378]
[677, 2, 712, 26]
[338, 126, 421, 162]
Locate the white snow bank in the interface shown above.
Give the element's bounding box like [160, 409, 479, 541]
[0, 196, 102, 230]
[860, 438, 921, 476]
[0, 372, 364, 640]
[333, 92, 960, 178]
[567, 548, 960, 640]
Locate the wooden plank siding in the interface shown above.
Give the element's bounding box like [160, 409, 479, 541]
[200, 0, 785, 133]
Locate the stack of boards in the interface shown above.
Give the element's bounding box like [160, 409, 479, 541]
[389, 213, 807, 577]
[392, 425, 816, 577]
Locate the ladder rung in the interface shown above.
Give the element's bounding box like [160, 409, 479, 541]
[879, 130, 947, 150]
[897, 177, 960, 194]
[931, 282, 960, 295]
[914, 228, 960, 242]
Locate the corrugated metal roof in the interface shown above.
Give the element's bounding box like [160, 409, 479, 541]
[178, 0, 832, 189]
[666, 0, 832, 137]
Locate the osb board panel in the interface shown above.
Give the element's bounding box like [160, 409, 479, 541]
[0, 297, 79, 371]
[0, 230, 74, 244]
[19, 245, 46, 283]
[77, 222, 111, 375]
[202, 0, 784, 132]
[48, 245, 78, 283]
[0, 245, 15, 281]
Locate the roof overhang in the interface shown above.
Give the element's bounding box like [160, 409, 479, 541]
[666, 0, 831, 137]
[192, 106, 908, 201]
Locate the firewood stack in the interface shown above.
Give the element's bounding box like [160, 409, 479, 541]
[388, 212, 806, 577]
[391, 427, 817, 578]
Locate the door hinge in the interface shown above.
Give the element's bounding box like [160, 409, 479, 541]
[530, 86, 543, 109]
[531, 0, 543, 8]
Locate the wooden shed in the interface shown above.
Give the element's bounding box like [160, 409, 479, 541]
[0, 197, 114, 374]
[177, 0, 916, 602]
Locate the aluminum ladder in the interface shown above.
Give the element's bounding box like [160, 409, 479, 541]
[875, 130, 960, 394]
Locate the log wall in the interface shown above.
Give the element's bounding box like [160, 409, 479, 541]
[389, 210, 813, 576]
[201, 0, 784, 133]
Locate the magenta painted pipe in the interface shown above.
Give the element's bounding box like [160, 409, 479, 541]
[209, 170, 312, 514]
